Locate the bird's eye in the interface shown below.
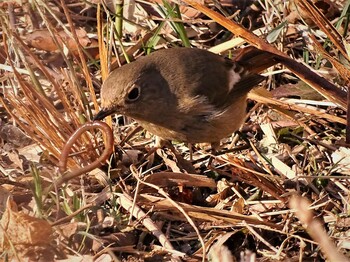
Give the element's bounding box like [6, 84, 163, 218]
[126, 85, 141, 102]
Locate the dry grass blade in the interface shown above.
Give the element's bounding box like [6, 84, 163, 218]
[249, 91, 347, 125]
[0, 4, 104, 170]
[97, 4, 108, 82]
[6, 31, 87, 130]
[307, 34, 350, 83]
[295, 0, 349, 61]
[290, 195, 349, 262]
[59, 0, 99, 112]
[304, 31, 350, 143]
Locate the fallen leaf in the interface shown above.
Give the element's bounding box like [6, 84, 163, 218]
[0, 198, 53, 260]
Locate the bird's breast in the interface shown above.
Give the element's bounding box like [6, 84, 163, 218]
[134, 96, 247, 143]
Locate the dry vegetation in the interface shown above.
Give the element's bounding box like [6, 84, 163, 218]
[0, 0, 350, 261]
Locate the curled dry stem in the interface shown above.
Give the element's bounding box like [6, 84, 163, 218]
[45, 121, 114, 193]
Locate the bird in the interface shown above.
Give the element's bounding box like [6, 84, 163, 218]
[94, 47, 273, 145]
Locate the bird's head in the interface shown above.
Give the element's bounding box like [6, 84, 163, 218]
[94, 58, 176, 122]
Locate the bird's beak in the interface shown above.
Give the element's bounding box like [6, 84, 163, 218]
[93, 107, 115, 121]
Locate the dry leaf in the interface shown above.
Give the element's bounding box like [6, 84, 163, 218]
[0, 198, 53, 257]
[26, 28, 99, 58]
[0, 123, 32, 147]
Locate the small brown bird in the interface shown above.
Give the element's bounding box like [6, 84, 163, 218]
[94, 47, 271, 144]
